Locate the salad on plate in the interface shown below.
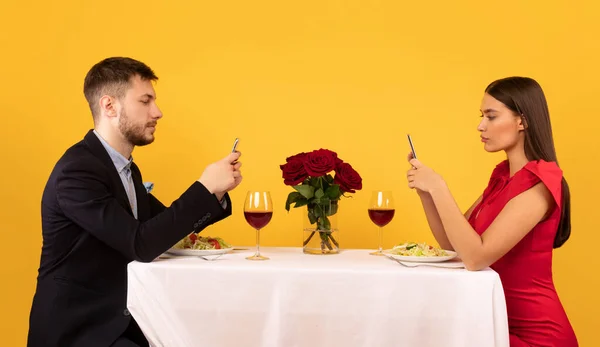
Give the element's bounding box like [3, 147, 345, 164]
[166, 233, 233, 256]
[389, 242, 449, 257]
[384, 242, 457, 263]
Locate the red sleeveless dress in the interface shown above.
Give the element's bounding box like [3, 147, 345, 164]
[468, 160, 577, 346]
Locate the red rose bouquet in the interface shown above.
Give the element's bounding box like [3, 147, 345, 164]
[280, 149, 362, 253]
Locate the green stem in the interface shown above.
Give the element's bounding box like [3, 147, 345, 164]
[318, 231, 334, 250]
[319, 232, 331, 250]
[303, 231, 316, 246]
[329, 234, 339, 248]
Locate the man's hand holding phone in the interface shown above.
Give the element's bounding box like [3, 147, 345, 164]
[198, 138, 243, 197]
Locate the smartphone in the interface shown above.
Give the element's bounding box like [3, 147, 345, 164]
[407, 134, 417, 160]
[231, 138, 240, 153]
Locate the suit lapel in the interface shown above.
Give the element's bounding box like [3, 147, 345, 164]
[83, 130, 134, 217]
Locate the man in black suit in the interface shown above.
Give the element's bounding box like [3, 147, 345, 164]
[27, 57, 243, 347]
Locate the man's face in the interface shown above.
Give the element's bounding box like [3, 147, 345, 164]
[117, 75, 163, 146]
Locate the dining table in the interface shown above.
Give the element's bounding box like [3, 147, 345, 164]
[127, 247, 509, 347]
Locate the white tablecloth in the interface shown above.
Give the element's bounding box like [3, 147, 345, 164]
[127, 247, 509, 347]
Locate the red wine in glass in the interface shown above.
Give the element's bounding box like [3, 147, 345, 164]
[369, 191, 395, 256]
[368, 208, 395, 227]
[244, 211, 273, 229]
[244, 191, 273, 261]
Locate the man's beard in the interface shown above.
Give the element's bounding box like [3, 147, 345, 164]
[118, 109, 156, 147]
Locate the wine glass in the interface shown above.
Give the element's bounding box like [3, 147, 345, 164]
[368, 191, 395, 256]
[244, 191, 273, 260]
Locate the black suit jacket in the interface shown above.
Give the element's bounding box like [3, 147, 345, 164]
[28, 130, 232, 347]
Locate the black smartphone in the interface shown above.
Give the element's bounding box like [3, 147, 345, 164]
[231, 138, 240, 153]
[407, 134, 417, 160]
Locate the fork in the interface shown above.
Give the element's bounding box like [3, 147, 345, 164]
[384, 255, 410, 267]
[385, 254, 463, 269]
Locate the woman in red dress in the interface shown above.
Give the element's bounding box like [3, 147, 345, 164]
[406, 77, 578, 346]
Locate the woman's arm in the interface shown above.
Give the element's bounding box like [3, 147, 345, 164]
[430, 182, 553, 271]
[417, 192, 482, 251]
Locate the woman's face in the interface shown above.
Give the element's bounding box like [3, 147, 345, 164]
[478, 93, 525, 153]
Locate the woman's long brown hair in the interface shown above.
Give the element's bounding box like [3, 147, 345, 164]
[485, 77, 571, 248]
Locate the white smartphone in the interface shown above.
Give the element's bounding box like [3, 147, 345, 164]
[231, 138, 240, 153]
[407, 134, 417, 159]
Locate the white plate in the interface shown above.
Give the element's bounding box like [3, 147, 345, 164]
[165, 247, 233, 256]
[383, 249, 457, 263]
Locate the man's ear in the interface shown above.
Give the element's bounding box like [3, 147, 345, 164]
[99, 95, 118, 118]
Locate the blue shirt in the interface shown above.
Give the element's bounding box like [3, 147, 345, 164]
[93, 130, 138, 219]
[93, 130, 227, 217]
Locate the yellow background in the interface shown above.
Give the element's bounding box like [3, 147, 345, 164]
[1, 0, 598, 345]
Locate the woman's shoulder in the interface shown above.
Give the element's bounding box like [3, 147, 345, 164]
[490, 159, 562, 180]
[522, 160, 563, 180]
[514, 160, 563, 209]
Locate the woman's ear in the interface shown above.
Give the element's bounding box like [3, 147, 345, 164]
[518, 115, 529, 130]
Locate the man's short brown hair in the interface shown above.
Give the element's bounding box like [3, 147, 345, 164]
[83, 57, 158, 119]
